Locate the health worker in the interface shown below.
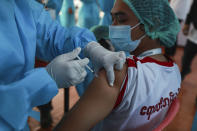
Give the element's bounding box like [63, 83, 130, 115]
[0, 0, 126, 130]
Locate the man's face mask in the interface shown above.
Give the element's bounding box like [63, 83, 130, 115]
[109, 23, 145, 52]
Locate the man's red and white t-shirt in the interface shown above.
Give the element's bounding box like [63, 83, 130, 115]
[92, 55, 181, 131]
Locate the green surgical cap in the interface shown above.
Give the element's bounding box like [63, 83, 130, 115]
[90, 25, 109, 41]
[123, 0, 180, 47]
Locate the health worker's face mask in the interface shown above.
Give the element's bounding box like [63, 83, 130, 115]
[109, 23, 145, 52]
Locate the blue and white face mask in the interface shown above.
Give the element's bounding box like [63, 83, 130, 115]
[109, 23, 145, 52]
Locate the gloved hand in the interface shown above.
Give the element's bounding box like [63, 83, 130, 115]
[84, 41, 126, 86]
[46, 48, 89, 88]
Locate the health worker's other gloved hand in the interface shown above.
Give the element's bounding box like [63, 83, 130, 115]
[46, 48, 89, 88]
[84, 41, 126, 86]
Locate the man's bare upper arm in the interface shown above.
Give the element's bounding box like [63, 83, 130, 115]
[56, 64, 127, 131]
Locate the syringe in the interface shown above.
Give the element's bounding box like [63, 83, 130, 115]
[77, 55, 94, 73]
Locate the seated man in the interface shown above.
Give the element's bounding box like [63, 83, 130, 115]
[54, 0, 181, 130]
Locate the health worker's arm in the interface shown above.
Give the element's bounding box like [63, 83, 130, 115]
[0, 68, 58, 130]
[30, 1, 96, 62]
[54, 64, 127, 131]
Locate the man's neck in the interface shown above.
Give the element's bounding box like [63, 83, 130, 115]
[131, 37, 161, 57]
[130, 37, 170, 62]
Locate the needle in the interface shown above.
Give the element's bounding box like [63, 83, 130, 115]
[77, 55, 94, 73]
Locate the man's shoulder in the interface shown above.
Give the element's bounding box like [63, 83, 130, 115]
[97, 64, 128, 89]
